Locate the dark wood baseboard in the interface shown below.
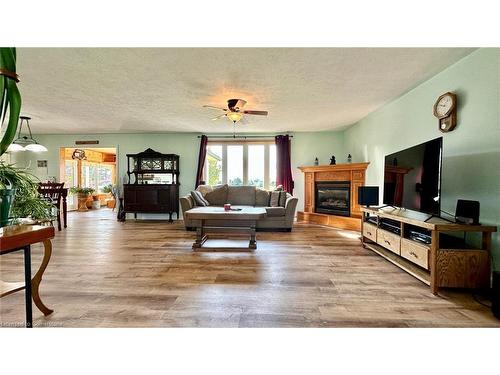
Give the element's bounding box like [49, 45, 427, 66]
[297, 211, 361, 231]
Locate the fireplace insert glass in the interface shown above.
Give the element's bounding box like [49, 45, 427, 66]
[315, 182, 351, 216]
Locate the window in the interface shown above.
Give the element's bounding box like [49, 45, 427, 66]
[206, 145, 223, 185]
[269, 144, 277, 190]
[204, 142, 277, 190]
[227, 145, 243, 186]
[248, 145, 264, 188]
[81, 161, 115, 193]
[64, 160, 78, 189]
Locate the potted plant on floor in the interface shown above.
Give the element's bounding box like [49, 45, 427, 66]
[69, 187, 95, 212]
[102, 184, 116, 209]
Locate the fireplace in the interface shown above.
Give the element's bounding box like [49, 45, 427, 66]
[315, 181, 351, 216]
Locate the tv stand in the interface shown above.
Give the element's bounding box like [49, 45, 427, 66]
[360, 206, 496, 295]
[423, 213, 454, 223]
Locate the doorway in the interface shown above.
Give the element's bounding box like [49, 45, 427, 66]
[59, 147, 117, 211]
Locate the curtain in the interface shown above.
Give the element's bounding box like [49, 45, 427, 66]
[195, 135, 208, 188]
[275, 135, 294, 194]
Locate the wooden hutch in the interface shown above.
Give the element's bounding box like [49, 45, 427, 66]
[123, 148, 180, 222]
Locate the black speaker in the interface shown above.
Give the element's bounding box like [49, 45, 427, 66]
[493, 271, 500, 320]
[358, 186, 379, 207]
[455, 199, 480, 225]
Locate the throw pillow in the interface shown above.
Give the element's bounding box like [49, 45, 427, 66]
[269, 191, 287, 207]
[196, 184, 213, 196]
[191, 190, 209, 206]
[204, 184, 228, 205]
[278, 191, 287, 207]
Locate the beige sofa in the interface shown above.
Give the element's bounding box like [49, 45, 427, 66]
[180, 185, 298, 231]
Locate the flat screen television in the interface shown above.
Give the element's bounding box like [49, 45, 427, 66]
[383, 137, 443, 215]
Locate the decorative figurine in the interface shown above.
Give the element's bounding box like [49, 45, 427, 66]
[314, 157, 319, 166]
[347, 154, 352, 163]
[330, 155, 336, 165]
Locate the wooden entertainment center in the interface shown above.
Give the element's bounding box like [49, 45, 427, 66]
[361, 207, 496, 294]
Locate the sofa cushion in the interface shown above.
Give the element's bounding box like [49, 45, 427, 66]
[190, 190, 209, 206]
[265, 207, 286, 217]
[255, 188, 270, 207]
[227, 186, 256, 206]
[204, 184, 228, 205]
[196, 184, 213, 196]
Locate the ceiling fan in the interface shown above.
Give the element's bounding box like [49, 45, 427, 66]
[203, 99, 268, 124]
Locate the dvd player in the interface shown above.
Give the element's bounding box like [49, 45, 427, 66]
[408, 230, 431, 244]
[379, 218, 401, 235]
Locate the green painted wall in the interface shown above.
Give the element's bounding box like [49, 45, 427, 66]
[343, 48, 500, 268]
[12, 130, 345, 216]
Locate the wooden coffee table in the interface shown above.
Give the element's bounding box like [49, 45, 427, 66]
[185, 207, 267, 250]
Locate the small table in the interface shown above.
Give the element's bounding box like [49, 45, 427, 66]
[185, 207, 267, 250]
[0, 225, 55, 328]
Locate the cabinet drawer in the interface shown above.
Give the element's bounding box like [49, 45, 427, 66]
[376, 229, 401, 255]
[401, 239, 429, 269]
[362, 223, 377, 241]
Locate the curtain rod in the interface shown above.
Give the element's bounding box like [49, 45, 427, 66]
[197, 135, 293, 139]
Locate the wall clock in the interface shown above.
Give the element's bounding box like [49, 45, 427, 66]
[433, 92, 457, 132]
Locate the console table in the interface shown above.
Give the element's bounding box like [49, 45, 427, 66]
[360, 207, 496, 295]
[0, 225, 55, 327]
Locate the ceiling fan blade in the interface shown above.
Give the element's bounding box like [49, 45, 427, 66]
[243, 110, 268, 116]
[212, 113, 227, 121]
[203, 105, 227, 111]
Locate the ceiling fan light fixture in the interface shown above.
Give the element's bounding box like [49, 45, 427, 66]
[227, 112, 242, 123]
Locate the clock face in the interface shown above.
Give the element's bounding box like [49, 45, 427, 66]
[435, 94, 454, 117]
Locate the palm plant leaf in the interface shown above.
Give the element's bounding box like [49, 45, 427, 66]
[0, 47, 22, 156]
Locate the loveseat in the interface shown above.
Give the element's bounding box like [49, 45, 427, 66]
[180, 185, 298, 231]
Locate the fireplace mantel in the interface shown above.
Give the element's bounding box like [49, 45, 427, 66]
[298, 162, 370, 174]
[297, 162, 369, 231]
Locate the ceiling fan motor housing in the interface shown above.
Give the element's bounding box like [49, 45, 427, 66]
[227, 98, 246, 111]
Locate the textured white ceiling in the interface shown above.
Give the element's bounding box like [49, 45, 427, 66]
[16, 48, 474, 134]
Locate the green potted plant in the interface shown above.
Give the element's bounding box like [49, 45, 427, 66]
[69, 186, 95, 212]
[0, 163, 54, 224]
[102, 184, 116, 209]
[1, 48, 54, 226]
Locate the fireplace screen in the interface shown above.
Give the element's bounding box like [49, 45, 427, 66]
[315, 182, 351, 216]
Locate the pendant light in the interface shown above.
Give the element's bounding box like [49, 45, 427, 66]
[6, 116, 48, 152]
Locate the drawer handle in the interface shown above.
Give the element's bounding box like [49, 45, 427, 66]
[409, 251, 419, 258]
[384, 240, 391, 245]
[367, 231, 372, 236]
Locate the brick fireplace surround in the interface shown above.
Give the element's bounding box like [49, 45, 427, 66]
[297, 162, 370, 231]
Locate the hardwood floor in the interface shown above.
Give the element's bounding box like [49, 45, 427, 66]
[1, 209, 498, 327]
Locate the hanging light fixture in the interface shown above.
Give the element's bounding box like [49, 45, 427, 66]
[6, 116, 48, 152]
